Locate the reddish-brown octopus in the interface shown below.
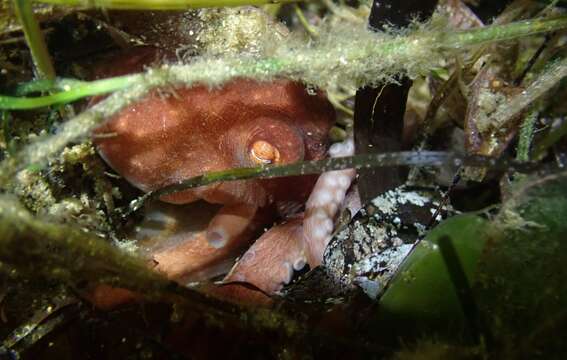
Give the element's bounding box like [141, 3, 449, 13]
[90, 47, 355, 306]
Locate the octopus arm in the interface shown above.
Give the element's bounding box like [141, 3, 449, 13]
[224, 217, 306, 294]
[206, 203, 258, 248]
[224, 137, 356, 294]
[303, 137, 356, 267]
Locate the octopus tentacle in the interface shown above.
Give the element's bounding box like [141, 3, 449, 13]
[87, 48, 339, 306]
[151, 231, 243, 281]
[303, 137, 356, 267]
[136, 202, 258, 281]
[224, 137, 356, 294]
[224, 217, 305, 294]
[206, 203, 258, 248]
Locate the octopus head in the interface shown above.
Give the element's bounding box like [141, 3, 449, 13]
[93, 78, 335, 209]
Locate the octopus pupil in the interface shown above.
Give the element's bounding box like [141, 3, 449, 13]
[250, 140, 279, 164]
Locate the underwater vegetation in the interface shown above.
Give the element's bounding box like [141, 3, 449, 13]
[0, 0, 566, 358]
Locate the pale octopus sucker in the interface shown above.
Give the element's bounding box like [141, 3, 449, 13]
[206, 203, 258, 249]
[303, 137, 356, 267]
[224, 216, 305, 294]
[225, 137, 356, 293]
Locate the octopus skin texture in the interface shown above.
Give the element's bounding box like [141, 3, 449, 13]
[94, 78, 334, 245]
[302, 137, 356, 267]
[225, 137, 356, 293]
[90, 48, 357, 304]
[90, 49, 339, 298]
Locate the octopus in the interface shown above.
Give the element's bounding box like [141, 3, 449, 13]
[89, 47, 355, 306]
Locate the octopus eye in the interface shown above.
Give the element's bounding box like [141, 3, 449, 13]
[249, 140, 280, 165]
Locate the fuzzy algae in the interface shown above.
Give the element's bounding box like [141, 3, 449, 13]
[1, 16, 566, 187]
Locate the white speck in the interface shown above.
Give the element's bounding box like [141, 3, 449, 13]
[391, 189, 430, 207]
[371, 196, 396, 215]
[413, 222, 427, 236]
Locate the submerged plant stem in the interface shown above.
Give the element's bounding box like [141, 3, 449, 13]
[0, 16, 566, 185]
[294, 4, 319, 38]
[13, 0, 55, 80]
[0, 75, 143, 110]
[490, 56, 567, 130]
[1, 17, 565, 111]
[37, 0, 302, 10]
[0, 196, 314, 341]
[0, 195, 168, 293]
[0, 196, 381, 350]
[444, 16, 567, 47]
[516, 108, 539, 162]
[124, 151, 539, 214]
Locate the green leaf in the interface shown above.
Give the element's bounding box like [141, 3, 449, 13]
[378, 214, 488, 336]
[374, 170, 567, 352]
[474, 171, 567, 354]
